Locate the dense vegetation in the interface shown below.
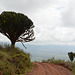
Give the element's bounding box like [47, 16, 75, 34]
[0, 44, 32, 75]
[41, 57, 75, 75]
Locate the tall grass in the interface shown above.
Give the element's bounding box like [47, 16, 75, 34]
[0, 44, 32, 75]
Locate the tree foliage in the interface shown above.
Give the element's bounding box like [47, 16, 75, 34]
[0, 11, 35, 47]
[68, 52, 75, 61]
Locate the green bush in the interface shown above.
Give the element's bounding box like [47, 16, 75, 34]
[68, 52, 74, 61]
[0, 44, 32, 75]
[0, 51, 15, 75]
[12, 53, 31, 74]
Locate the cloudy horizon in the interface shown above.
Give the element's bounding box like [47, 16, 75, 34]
[0, 0, 75, 46]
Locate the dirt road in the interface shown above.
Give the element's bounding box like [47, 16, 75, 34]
[26, 62, 73, 75]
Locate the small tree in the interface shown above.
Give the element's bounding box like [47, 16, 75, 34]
[0, 11, 35, 47]
[68, 52, 74, 61]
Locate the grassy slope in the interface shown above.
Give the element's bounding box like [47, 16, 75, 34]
[0, 45, 32, 75]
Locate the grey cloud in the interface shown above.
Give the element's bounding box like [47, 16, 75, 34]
[0, 0, 62, 13]
[62, 0, 75, 27]
[1, 0, 75, 45]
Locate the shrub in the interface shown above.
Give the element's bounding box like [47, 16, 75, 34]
[68, 52, 74, 61]
[12, 53, 31, 74]
[0, 51, 15, 75]
[0, 44, 32, 75]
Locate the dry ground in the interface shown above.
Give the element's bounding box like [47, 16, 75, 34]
[26, 62, 73, 75]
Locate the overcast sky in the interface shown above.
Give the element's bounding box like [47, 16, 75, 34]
[0, 0, 75, 46]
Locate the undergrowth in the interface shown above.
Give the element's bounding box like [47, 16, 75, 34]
[0, 44, 32, 75]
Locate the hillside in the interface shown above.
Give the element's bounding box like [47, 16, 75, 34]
[0, 45, 32, 75]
